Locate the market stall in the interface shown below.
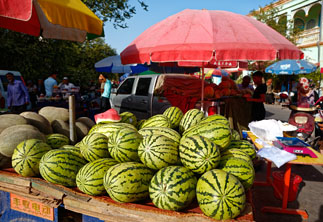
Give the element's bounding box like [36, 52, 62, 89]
[0, 168, 254, 222]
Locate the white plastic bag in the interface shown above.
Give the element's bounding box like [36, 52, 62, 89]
[257, 146, 297, 168]
[248, 119, 283, 141]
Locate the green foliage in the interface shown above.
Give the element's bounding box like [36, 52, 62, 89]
[0, 29, 115, 88]
[82, 0, 148, 28]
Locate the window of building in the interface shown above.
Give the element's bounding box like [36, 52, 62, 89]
[306, 19, 316, 29]
[294, 18, 305, 31]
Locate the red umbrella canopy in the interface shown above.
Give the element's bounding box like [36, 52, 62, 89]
[121, 9, 303, 66]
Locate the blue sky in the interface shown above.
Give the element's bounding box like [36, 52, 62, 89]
[104, 0, 274, 54]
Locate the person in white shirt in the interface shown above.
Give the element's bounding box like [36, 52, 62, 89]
[58, 77, 75, 98]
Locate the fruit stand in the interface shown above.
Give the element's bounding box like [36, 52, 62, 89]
[0, 168, 254, 222]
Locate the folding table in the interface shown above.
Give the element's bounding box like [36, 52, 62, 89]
[247, 132, 323, 220]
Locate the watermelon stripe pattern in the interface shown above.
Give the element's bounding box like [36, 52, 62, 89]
[89, 122, 137, 137]
[12, 139, 52, 177]
[138, 135, 179, 170]
[228, 140, 256, 159]
[163, 106, 183, 129]
[220, 149, 253, 166]
[108, 128, 142, 162]
[120, 112, 137, 126]
[103, 162, 154, 203]
[46, 133, 69, 149]
[149, 166, 197, 211]
[179, 109, 204, 134]
[220, 158, 255, 190]
[76, 158, 118, 195]
[183, 122, 232, 151]
[200, 114, 230, 127]
[179, 135, 220, 174]
[196, 169, 246, 220]
[80, 133, 110, 162]
[140, 115, 171, 129]
[39, 149, 87, 187]
[138, 127, 181, 145]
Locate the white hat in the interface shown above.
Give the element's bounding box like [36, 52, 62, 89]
[63, 77, 68, 80]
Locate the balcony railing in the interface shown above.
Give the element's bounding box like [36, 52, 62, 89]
[295, 27, 320, 47]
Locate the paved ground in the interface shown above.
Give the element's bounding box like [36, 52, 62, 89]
[251, 104, 323, 222]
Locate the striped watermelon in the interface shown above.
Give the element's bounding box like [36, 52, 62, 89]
[138, 127, 181, 145]
[138, 134, 179, 170]
[232, 130, 241, 140]
[80, 133, 110, 162]
[228, 140, 256, 159]
[220, 158, 255, 190]
[60, 145, 80, 153]
[76, 158, 118, 195]
[163, 106, 183, 129]
[183, 122, 231, 151]
[12, 139, 51, 177]
[103, 162, 154, 203]
[220, 148, 253, 166]
[200, 114, 230, 127]
[74, 142, 82, 148]
[179, 135, 220, 174]
[108, 128, 142, 162]
[89, 122, 136, 137]
[46, 133, 69, 149]
[149, 166, 197, 211]
[196, 169, 246, 220]
[39, 149, 87, 187]
[179, 109, 204, 134]
[136, 119, 146, 130]
[120, 112, 137, 126]
[140, 115, 171, 129]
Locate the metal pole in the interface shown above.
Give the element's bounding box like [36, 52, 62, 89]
[201, 66, 205, 112]
[318, 1, 323, 95]
[69, 95, 76, 144]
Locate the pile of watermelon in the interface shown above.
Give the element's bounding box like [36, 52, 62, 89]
[9, 107, 257, 220]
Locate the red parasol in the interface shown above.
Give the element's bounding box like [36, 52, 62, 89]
[120, 9, 303, 109]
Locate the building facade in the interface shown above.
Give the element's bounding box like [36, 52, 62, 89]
[259, 0, 322, 66]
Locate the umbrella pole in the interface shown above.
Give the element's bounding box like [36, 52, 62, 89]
[201, 66, 205, 112]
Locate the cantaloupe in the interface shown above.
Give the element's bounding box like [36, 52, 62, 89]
[20, 111, 53, 134]
[0, 114, 27, 133]
[39, 106, 69, 123]
[76, 117, 95, 129]
[0, 125, 45, 157]
[76, 122, 89, 141]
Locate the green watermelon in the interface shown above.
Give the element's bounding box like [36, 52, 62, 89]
[200, 114, 230, 127]
[76, 158, 118, 195]
[228, 140, 256, 159]
[138, 127, 181, 145]
[136, 119, 146, 130]
[149, 166, 197, 211]
[163, 106, 183, 129]
[140, 115, 171, 129]
[179, 108, 204, 134]
[182, 122, 231, 151]
[196, 169, 246, 220]
[108, 128, 142, 162]
[120, 112, 137, 126]
[220, 148, 253, 166]
[179, 135, 220, 174]
[103, 162, 154, 203]
[220, 158, 255, 190]
[138, 134, 179, 170]
[60, 145, 80, 153]
[39, 149, 87, 187]
[46, 133, 69, 149]
[80, 133, 110, 162]
[12, 139, 51, 177]
[89, 122, 136, 137]
[232, 130, 241, 140]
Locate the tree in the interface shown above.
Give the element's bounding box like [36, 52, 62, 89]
[82, 0, 148, 28]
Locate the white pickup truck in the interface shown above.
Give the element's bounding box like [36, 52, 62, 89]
[110, 74, 204, 120]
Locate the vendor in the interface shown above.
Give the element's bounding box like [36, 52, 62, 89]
[246, 71, 267, 121]
[297, 77, 316, 108]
